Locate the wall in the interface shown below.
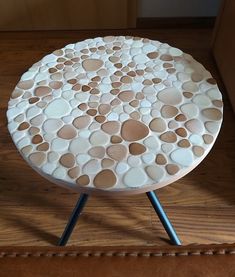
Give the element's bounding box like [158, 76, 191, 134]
[138, 0, 222, 17]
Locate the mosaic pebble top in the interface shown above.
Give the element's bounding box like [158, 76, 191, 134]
[7, 36, 223, 194]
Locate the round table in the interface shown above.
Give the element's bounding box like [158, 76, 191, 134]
[7, 36, 223, 245]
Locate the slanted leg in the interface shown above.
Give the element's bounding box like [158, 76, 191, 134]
[146, 191, 181, 245]
[58, 193, 89, 246]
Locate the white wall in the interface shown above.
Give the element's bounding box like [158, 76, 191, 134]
[138, 0, 222, 17]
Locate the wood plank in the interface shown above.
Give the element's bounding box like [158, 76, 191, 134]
[0, 28, 234, 246]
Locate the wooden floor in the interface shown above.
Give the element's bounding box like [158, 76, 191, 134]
[0, 28, 234, 246]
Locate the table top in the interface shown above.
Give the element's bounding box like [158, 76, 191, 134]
[6, 36, 223, 195]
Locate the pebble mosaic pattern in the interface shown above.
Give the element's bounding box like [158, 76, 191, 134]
[7, 36, 223, 193]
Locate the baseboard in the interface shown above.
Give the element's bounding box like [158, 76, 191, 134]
[137, 17, 216, 29]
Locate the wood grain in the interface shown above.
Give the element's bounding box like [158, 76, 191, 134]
[0, 28, 234, 246]
[0, 0, 137, 31]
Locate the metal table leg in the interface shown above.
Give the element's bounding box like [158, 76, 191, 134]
[146, 190, 181, 245]
[58, 193, 89, 246]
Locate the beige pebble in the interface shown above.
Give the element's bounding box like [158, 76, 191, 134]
[121, 119, 149, 141]
[21, 145, 33, 155]
[129, 143, 146, 155]
[68, 166, 80, 179]
[101, 121, 120, 135]
[29, 152, 46, 166]
[82, 59, 103, 71]
[73, 115, 91, 129]
[76, 175, 90, 186]
[101, 158, 115, 168]
[160, 131, 177, 143]
[185, 119, 204, 134]
[111, 135, 122, 144]
[212, 100, 223, 108]
[158, 88, 182, 105]
[182, 81, 198, 92]
[166, 164, 180, 175]
[29, 97, 39, 104]
[161, 105, 178, 118]
[120, 76, 132, 84]
[203, 134, 213, 144]
[107, 145, 127, 161]
[98, 104, 111, 115]
[147, 52, 159, 59]
[28, 127, 40, 135]
[191, 72, 203, 82]
[155, 154, 167, 165]
[87, 109, 97, 116]
[178, 139, 190, 148]
[88, 146, 105, 159]
[30, 114, 45, 126]
[49, 81, 63, 89]
[118, 91, 134, 102]
[149, 118, 166, 132]
[35, 86, 52, 97]
[17, 80, 34, 90]
[94, 169, 117, 189]
[57, 125, 77, 139]
[202, 108, 222, 121]
[183, 92, 193, 98]
[160, 54, 173, 61]
[59, 153, 75, 168]
[130, 111, 140, 120]
[175, 128, 187, 137]
[193, 146, 205, 157]
[152, 78, 162, 84]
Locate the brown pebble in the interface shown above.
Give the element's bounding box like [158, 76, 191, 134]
[152, 78, 162, 84]
[18, 122, 30, 131]
[82, 59, 103, 71]
[175, 128, 187, 137]
[102, 121, 120, 135]
[202, 108, 222, 121]
[127, 71, 136, 77]
[155, 154, 167, 165]
[94, 169, 117, 189]
[95, 115, 106, 123]
[147, 52, 159, 59]
[76, 175, 90, 186]
[111, 135, 123, 144]
[129, 143, 146, 155]
[107, 145, 127, 161]
[60, 153, 75, 168]
[166, 68, 176, 74]
[57, 125, 77, 139]
[111, 99, 121, 106]
[160, 131, 177, 143]
[143, 79, 152, 86]
[91, 76, 101, 82]
[149, 118, 166, 132]
[207, 78, 217, 85]
[136, 92, 145, 100]
[130, 111, 140, 120]
[112, 82, 122, 88]
[130, 100, 139, 107]
[120, 76, 132, 84]
[68, 166, 80, 179]
[72, 84, 81, 91]
[21, 145, 33, 155]
[163, 63, 172, 68]
[160, 54, 173, 61]
[73, 115, 91, 129]
[110, 89, 120, 96]
[49, 81, 63, 89]
[175, 114, 187, 121]
[78, 103, 87, 111]
[28, 127, 40, 135]
[121, 119, 149, 141]
[203, 134, 213, 144]
[183, 92, 193, 98]
[178, 139, 190, 148]
[166, 164, 180, 175]
[36, 142, 49, 151]
[193, 146, 205, 157]
[118, 90, 134, 102]
[87, 109, 97, 116]
[212, 100, 223, 108]
[17, 80, 34, 90]
[29, 97, 39, 104]
[35, 86, 52, 97]
[32, 134, 43, 144]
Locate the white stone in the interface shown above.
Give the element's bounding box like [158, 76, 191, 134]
[206, 88, 221, 100]
[69, 138, 90, 154]
[12, 131, 25, 142]
[99, 84, 112, 94]
[123, 168, 147, 188]
[205, 121, 220, 134]
[89, 131, 109, 145]
[62, 90, 74, 100]
[133, 54, 148, 64]
[145, 165, 165, 181]
[171, 149, 194, 166]
[8, 121, 18, 133]
[132, 40, 143, 48]
[146, 95, 156, 103]
[17, 137, 31, 149]
[131, 82, 143, 91]
[161, 143, 174, 153]
[43, 119, 63, 133]
[151, 109, 160, 117]
[100, 93, 114, 103]
[89, 122, 100, 131]
[169, 47, 183, 56]
[76, 154, 90, 164]
[51, 138, 69, 151]
[127, 156, 141, 167]
[115, 162, 129, 174]
[139, 107, 151, 115]
[53, 167, 67, 179]
[75, 93, 90, 102]
[180, 103, 199, 118]
[42, 163, 57, 174]
[157, 87, 182, 105]
[119, 113, 129, 122]
[48, 151, 59, 162]
[144, 136, 160, 150]
[130, 48, 141, 56]
[79, 130, 91, 138]
[21, 71, 36, 81]
[113, 105, 123, 114]
[71, 108, 82, 117]
[62, 115, 74, 124]
[143, 44, 156, 53]
[189, 134, 204, 145]
[143, 86, 156, 94]
[140, 100, 151, 107]
[107, 112, 119, 121]
[70, 99, 80, 108]
[42, 54, 57, 64]
[7, 107, 22, 121]
[45, 99, 71, 118]
[17, 100, 28, 110]
[83, 159, 101, 174]
[142, 115, 152, 124]
[192, 95, 211, 107]
[142, 153, 155, 164]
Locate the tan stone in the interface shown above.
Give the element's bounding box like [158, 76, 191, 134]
[161, 105, 178, 118]
[175, 128, 187, 137]
[57, 125, 77, 139]
[129, 143, 146, 155]
[121, 119, 149, 141]
[107, 145, 127, 161]
[178, 139, 190, 148]
[88, 146, 105, 159]
[193, 146, 205, 157]
[59, 153, 75, 168]
[160, 131, 177, 143]
[76, 175, 90, 186]
[118, 91, 134, 102]
[202, 108, 222, 121]
[32, 134, 43, 144]
[35, 86, 52, 97]
[94, 169, 117, 188]
[36, 142, 49, 151]
[18, 122, 30, 131]
[102, 121, 120, 135]
[101, 158, 115, 168]
[98, 104, 111, 115]
[166, 164, 180, 175]
[149, 118, 166, 132]
[73, 115, 91, 129]
[29, 152, 46, 166]
[68, 166, 80, 179]
[155, 154, 167, 165]
[82, 59, 103, 71]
